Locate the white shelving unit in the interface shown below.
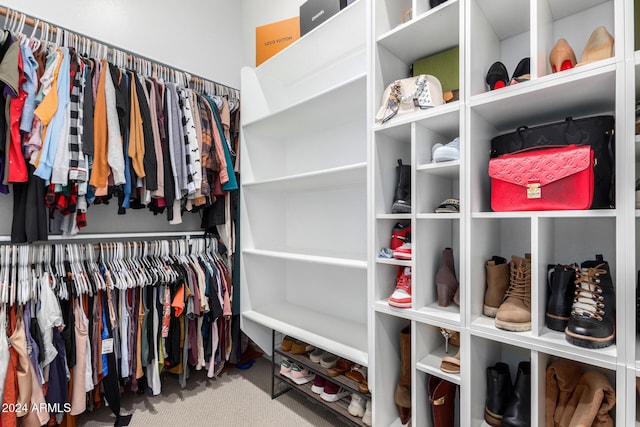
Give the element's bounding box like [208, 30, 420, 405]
[239, 0, 370, 374]
[242, 0, 640, 425]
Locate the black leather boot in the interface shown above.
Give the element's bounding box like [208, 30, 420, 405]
[484, 362, 513, 426]
[566, 255, 615, 349]
[546, 264, 576, 331]
[391, 159, 411, 214]
[502, 361, 531, 427]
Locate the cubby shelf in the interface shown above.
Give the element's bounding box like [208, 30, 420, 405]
[415, 344, 462, 385]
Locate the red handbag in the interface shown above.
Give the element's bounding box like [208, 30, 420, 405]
[488, 145, 594, 211]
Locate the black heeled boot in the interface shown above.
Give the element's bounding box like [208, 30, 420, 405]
[391, 159, 411, 214]
[546, 264, 576, 331]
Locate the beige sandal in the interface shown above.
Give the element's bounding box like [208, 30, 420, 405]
[440, 350, 460, 374]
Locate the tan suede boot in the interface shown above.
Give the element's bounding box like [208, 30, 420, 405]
[495, 255, 531, 332]
[483, 256, 510, 317]
[394, 325, 412, 425]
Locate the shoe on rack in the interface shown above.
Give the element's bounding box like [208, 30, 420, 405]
[485, 362, 513, 427]
[549, 38, 577, 73]
[389, 266, 412, 309]
[434, 198, 459, 214]
[501, 361, 531, 427]
[432, 137, 460, 163]
[486, 61, 509, 90]
[362, 400, 372, 426]
[348, 393, 366, 417]
[290, 363, 315, 385]
[290, 340, 315, 355]
[395, 325, 412, 425]
[309, 348, 324, 363]
[320, 352, 339, 369]
[345, 365, 367, 384]
[428, 377, 457, 427]
[391, 159, 412, 214]
[495, 255, 531, 332]
[320, 380, 350, 402]
[435, 248, 459, 307]
[328, 358, 353, 377]
[430, 0, 447, 8]
[359, 378, 370, 394]
[546, 264, 577, 332]
[311, 374, 326, 394]
[281, 335, 295, 352]
[577, 26, 614, 66]
[280, 359, 293, 377]
[393, 242, 412, 260]
[440, 349, 460, 374]
[484, 256, 510, 318]
[565, 254, 615, 349]
[509, 57, 530, 85]
[390, 221, 411, 251]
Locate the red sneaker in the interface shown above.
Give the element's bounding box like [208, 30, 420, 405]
[390, 221, 411, 250]
[389, 267, 412, 308]
[393, 242, 412, 260]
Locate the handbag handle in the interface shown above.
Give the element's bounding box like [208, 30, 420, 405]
[514, 117, 583, 149]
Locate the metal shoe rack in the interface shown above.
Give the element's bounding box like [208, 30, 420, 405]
[270, 330, 370, 427]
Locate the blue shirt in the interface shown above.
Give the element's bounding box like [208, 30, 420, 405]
[35, 47, 71, 182]
[19, 43, 38, 133]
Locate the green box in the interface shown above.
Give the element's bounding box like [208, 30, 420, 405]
[412, 47, 459, 94]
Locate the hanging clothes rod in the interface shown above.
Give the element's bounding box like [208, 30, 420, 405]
[0, 6, 240, 96]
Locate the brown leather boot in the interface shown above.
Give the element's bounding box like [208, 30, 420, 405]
[395, 325, 412, 424]
[495, 255, 531, 332]
[435, 248, 459, 307]
[428, 377, 456, 427]
[483, 256, 510, 317]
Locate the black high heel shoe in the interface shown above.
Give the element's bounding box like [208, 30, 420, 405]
[510, 57, 530, 85]
[430, 0, 448, 7]
[485, 61, 508, 90]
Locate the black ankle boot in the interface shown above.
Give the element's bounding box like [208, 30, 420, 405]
[484, 362, 513, 427]
[546, 264, 576, 331]
[391, 159, 411, 214]
[566, 255, 615, 349]
[502, 361, 531, 427]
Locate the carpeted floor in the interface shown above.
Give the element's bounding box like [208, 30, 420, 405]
[77, 357, 352, 427]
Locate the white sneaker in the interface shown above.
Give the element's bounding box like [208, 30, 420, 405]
[348, 393, 366, 417]
[320, 381, 350, 402]
[279, 359, 293, 377]
[320, 352, 339, 368]
[362, 400, 372, 426]
[309, 348, 324, 363]
[432, 137, 460, 163]
[290, 363, 314, 385]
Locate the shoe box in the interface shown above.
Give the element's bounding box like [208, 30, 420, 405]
[300, 0, 356, 36]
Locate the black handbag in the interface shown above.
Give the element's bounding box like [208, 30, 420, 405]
[490, 116, 615, 208]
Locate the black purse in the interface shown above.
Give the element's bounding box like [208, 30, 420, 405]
[490, 116, 615, 208]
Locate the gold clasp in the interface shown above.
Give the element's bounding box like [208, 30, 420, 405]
[527, 183, 541, 199]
